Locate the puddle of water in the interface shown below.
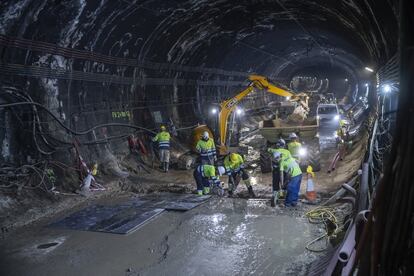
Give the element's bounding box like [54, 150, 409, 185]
[37, 242, 59, 249]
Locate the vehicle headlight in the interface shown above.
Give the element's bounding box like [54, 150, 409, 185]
[299, 147, 307, 157]
[334, 115, 340, 121]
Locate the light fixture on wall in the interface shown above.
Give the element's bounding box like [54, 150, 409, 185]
[365, 67, 374, 73]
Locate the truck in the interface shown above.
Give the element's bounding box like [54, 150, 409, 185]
[259, 103, 321, 173]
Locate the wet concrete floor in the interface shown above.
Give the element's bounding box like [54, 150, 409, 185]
[0, 197, 320, 276]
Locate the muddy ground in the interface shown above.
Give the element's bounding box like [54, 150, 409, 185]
[0, 197, 324, 276]
[0, 124, 368, 276]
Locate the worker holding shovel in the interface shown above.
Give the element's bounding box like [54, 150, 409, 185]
[273, 152, 303, 207]
[268, 139, 291, 207]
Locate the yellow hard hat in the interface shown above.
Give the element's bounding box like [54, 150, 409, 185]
[230, 153, 238, 162]
[306, 165, 315, 177]
[160, 125, 166, 131]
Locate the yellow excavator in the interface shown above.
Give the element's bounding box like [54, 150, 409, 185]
[216, 74, 309, 154]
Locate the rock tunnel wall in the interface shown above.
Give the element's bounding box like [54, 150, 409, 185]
[0, 0, 398, 165]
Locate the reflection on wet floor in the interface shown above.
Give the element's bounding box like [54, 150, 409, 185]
[141, 198, 320, 276]
[318, 125, 339, 151]
[0, 197, 321, 276]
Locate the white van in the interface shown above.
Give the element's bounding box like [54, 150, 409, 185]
[316, 104, 340, 123]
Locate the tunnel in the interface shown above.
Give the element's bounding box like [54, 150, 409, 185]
[0, 0, 412, 275]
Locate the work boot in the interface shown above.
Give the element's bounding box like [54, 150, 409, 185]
[203, 187, 210, 195]
[247, 186, 256, 198]
[197, 190, 203, 196]
[228, 190, 233, 198]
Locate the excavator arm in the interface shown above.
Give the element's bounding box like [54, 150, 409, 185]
[218, 75, 301, 154]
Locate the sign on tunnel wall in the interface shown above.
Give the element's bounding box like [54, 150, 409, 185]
[152, 111, 163, 124]
[111, 110, 132, 120]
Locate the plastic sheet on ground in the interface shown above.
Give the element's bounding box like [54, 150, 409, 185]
[49, 193, 211, 234]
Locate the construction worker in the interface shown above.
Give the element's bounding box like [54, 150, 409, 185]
[273, 152, 303, 207]
[337, 120, 350, 160]
[268, 139, 292, 206]
[128, 134, 138, 153]
[196, 131, 217, 165]
[152, 125, 171, 172]
[193, 164, 225, 195]
[224, 152, 255, 197]
[288, 132, 302, 160]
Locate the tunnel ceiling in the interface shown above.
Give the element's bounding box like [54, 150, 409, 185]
[0, 0, 400, 164]
[0, 0, 398, 82]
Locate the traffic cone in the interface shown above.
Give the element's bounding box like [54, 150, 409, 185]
[305, 166, 317, 203]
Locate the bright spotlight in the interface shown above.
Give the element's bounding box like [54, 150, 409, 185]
[365, 67, 374, 72]
[286, 96, 291, 100]
[382, 84, 391, 93]
[365, 83, 369, 87]
[236, 108, 243, 115]
[345, 78, 348, 82]
[211, 108, 218, 114]
[334, 115, 340, 121]
[299, 147, 307, 157]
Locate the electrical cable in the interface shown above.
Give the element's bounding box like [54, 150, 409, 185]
[1, 87, 59, 153]
[0, 101, 158, 135]
[304, 206, 343, 252]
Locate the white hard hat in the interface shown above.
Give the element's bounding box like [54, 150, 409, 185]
[202, 131, 209, 139]
[276, 138, 286, 148]
[272, 151, 281, 160]
[289, 132, 298, 139]
[218, 166, 226, 176]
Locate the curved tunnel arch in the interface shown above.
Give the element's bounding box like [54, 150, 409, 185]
[0, 0, 399, 162]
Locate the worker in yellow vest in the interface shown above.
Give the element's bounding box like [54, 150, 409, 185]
[196, 131, 217, 165]
[224, 153, 255, 197]
[273, 151, 303, 207]
[288, 132, 302, 161]
[193, 164, 225, 195]
[267, 139, 291, 206]
[152, 125, 171, 172]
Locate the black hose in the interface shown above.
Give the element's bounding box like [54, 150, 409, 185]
[0, 101, 158, 135]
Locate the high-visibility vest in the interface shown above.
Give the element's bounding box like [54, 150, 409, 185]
[288, 141, 302, 159]
[268, 148, 292, 161]
[152, 131, 170, 149]
[197, 164, 215, 177]
[224, 153, 244, 172]
[196, 138, 216, 159]
[280, 157, 302, 177]
[197, 164, 220, 185]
